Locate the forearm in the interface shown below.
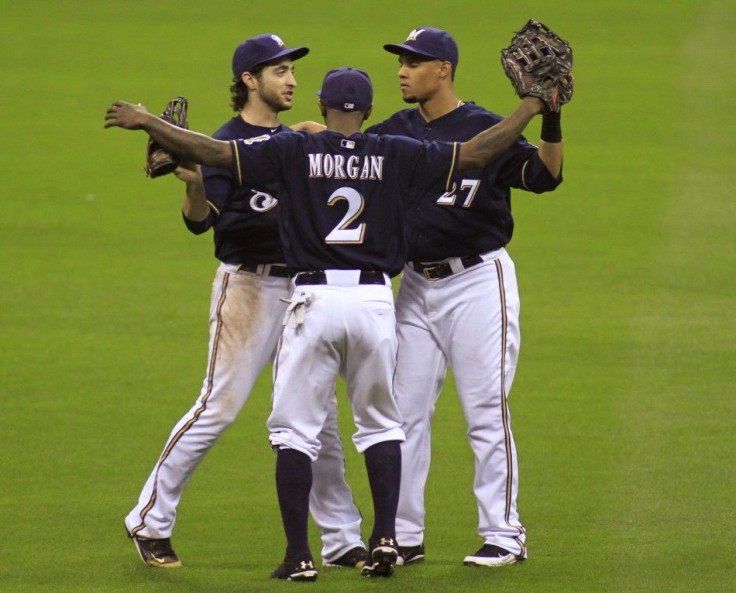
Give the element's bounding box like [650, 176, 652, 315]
[538, 111, 563, 178]
[459, 97, 543, 170]
[538, 140, 563, 179]
[142, 115, 232, 169]
[181, 175, 210, 222]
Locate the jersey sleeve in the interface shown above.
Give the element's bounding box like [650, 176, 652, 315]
[495, 136, 562, 194]
[180, 125, 234, 234]
[179, 164, 230, 234]
[408, 139, 460, 194]
[230, 135, 283, 189]
[517, 151, 562, 193]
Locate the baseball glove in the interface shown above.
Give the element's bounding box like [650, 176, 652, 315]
[501, 19, 574, 113]
[145, 96, 189, 178]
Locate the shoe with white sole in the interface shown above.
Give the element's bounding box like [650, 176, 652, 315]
[463, 544, 522, 567]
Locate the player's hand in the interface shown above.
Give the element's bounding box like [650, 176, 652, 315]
[104, 101, 151, 129]
[173, 160, 201, 184]
[521, 96, 546, 115]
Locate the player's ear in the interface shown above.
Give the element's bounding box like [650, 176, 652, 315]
[318, 100, 327, 119]
[242, 71, 258, 91]
[362, 106, 373, 122]
[438, 61, 452, 80]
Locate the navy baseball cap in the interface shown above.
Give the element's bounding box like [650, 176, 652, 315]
[317, 67, 373, 112]
[232, 34, 309, 78]
[383, 27, 459, 70]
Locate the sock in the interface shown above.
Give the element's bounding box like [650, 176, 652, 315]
[364, 440, 402, 541]
[275, 448, 312, 559]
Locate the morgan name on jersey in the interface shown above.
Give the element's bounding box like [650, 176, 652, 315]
[307, 152, 384, 181]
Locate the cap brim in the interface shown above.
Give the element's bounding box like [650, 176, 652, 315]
[252, 46, 310, 71]
[383, 43, 439, 61]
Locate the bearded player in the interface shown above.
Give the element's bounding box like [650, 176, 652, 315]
[123, 34, 367, 570]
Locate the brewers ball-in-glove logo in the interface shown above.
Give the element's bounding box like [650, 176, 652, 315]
[249, 190, 278, 212]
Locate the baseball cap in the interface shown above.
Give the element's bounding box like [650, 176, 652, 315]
[232, 34, 309, 78]
[317, 67, 373, 112]
[383, 27, 459, 70]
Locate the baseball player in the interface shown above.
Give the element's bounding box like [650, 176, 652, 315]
[123, 34, 368, 571]
[105, 67, 556, 580]
[363, 27, 566, 567]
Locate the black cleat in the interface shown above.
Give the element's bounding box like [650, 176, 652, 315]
[396, 543, 425, 566]
[126, 527, 182, 568]
[323, 546, 369, 568]
[271, 556, 318, 581]
[361, 537, 398, 578]
[463, 543, 522, 567]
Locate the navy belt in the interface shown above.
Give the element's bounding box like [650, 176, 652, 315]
[294, 270, 386, 286]
[238, 263, 290, 278]
[410, 255, 484, 281]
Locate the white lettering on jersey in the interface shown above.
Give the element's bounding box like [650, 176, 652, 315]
[333, 155, 346, 179]
[242, 134, 271, 145]
[308, 153, 322, 177]
[325, 187, 366, 244]
[307, 153, 384, 180]
[436, 178, 481, 207]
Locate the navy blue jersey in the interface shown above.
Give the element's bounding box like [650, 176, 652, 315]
[231, 130, 458, 276]
[365, 102, 561, 261]
[183, 117, 288, 265]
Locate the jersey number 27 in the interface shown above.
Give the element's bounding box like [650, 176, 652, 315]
[436, 178, 481, 208]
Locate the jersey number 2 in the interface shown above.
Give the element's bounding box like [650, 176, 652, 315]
[325, 187, 366, 244]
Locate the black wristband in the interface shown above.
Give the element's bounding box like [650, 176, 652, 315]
[541, 111, 562, 143]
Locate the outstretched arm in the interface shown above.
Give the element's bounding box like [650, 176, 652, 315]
[104, 101, 232, 169]
[458, 97, 544, 171]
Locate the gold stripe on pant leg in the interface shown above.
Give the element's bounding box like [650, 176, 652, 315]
[131, 272, 232, 532]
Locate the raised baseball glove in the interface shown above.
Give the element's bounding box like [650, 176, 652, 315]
[501, 19, 574, 113]
[145, 96, 189, 178]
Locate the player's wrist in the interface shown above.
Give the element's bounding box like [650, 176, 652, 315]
[540, 111, 562, 143]
[521, 96, 545, 115]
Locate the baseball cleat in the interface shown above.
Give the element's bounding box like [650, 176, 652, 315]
[361, 537, 398, 578]
[323, 546, 369, 568]
[395, 543, 425, 566]
[271, 556, 318, 581]
[463, 544, 522, 567]
[126, 528, 182, 568]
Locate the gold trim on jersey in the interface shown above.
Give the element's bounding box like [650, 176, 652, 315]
[520, 158, 531, 190]
[207, 200, 220, 216]
[445, 142, 460, 191]
[231, 140, 243, 186]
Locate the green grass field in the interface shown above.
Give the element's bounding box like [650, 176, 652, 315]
[2, 1, 735, 591]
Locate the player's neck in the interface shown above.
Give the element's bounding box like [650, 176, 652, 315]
[324, 110, 364, 136]
[418, 87, 462, 122]
[239, 101, 281, 129]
